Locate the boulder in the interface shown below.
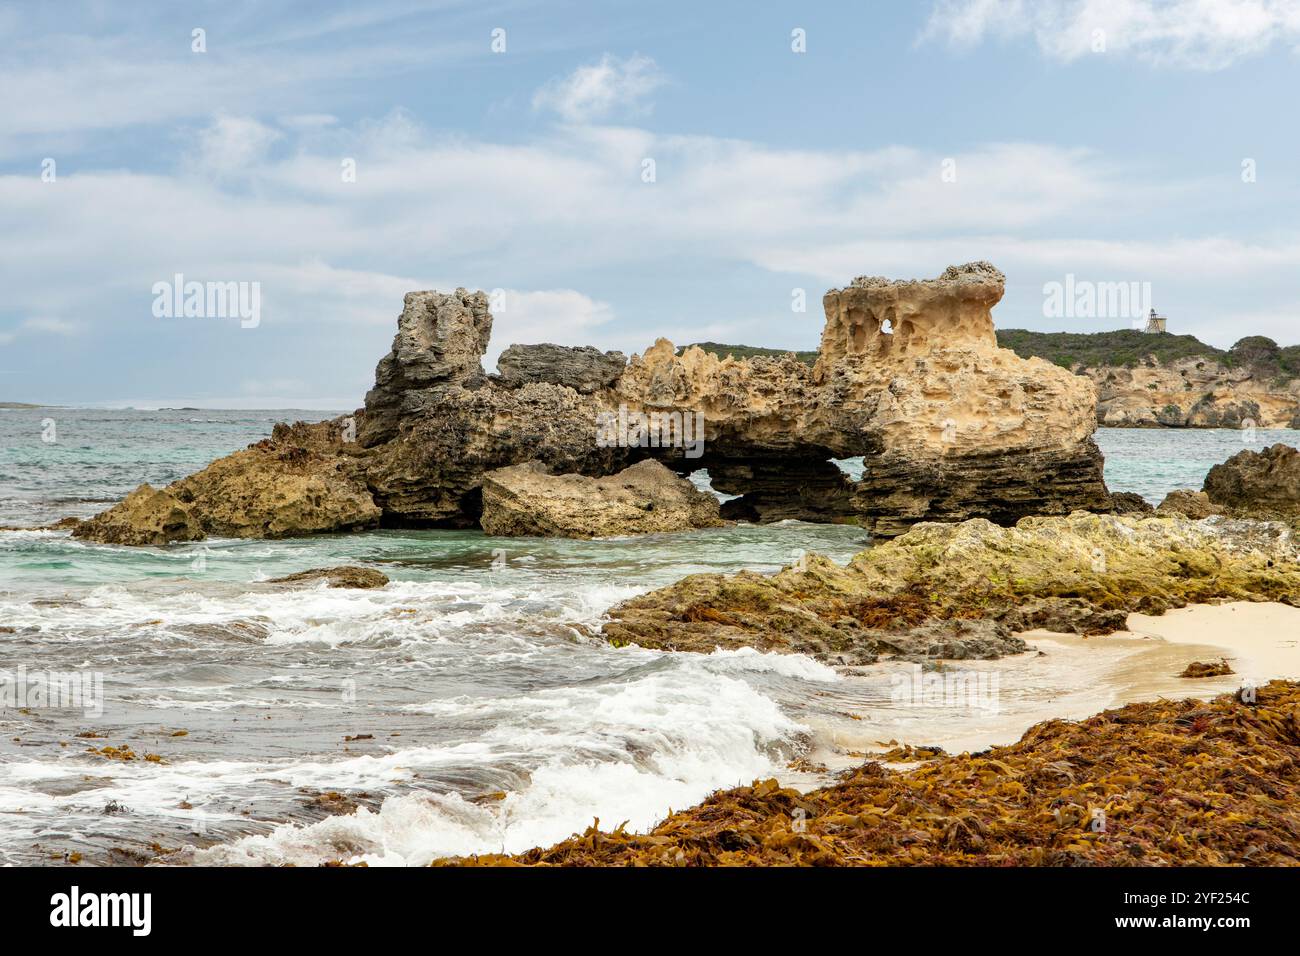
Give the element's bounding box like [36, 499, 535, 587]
[72, 484, 204, 546]
[495, 344, 626, 393]
[602, 512, 1300, 664]
[479, 459, 725, 538]
[267, 566, 389, 589]
[1204, 443, 1300, 512]
[1157, 489, 1220, 519]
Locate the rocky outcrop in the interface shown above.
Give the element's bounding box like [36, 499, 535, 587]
[1204, 443, 1300, 512]
[602, 512, 1300, 664]
[78, 262, 1117, 543]
[851, 441, 1111, 538]
[1108, 491, 1155, 515]
[998, 330, 1300, 428]
[355, 292, 631, 528]
[267, 566, 389, 589]
[360, 290, 494, 445]
[613, 263, 1109, 535]
[480, 459, 724, 538]
[71, 484, 204, 546]
[495, 344, 626, 393]
[74, 419, 381, 544]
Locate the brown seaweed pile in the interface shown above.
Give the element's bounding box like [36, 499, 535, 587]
[435, 681, 1300, 866]
[1180, 659, 1235, 678]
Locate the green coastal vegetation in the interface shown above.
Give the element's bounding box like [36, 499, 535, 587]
[681, 342, 819, 365]
[687, 332, 1300, 383]
[996, 329, 1300, 379]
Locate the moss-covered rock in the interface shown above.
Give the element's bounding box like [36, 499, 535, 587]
[602, 512, 1300, 664]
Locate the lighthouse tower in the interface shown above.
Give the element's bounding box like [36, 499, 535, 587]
[1143, 308, 1167, 334]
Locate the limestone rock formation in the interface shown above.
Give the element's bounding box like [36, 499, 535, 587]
[613, 262, 1109, 535]
[356, 292, 630, 527]
[495, 344, 626, 393]
[74, 419, 381, 544]
[77, 262, 1118, 543]
[72, 484, 204, 546]
[480, 459, 724, 538]
[1108, 491, 1155, 515]
[1090, 359, 1285, 427]
[360, 289, 495, 446]
[1204, 443, 1300, 512]
[267, 566, 389, 589]
[602, 512, 1300, 664]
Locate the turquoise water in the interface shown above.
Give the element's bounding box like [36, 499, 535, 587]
[1, 409, 1295, 866]
[1094, 427, 1300, 503]
[0, 407, 342, 527]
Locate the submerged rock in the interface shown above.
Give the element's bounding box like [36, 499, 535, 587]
[602, 512, 1300, 664]
[267, 566, 389, 589]
[479, 459, 725, 538]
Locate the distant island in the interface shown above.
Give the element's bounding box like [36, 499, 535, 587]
[685, 331, 1300, 429]
[0, 402, 54, 409]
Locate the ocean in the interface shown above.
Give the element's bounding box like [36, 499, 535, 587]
[2, 407, 1296, 866]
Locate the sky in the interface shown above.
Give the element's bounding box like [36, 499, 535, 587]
[2, 0, 1300, 408]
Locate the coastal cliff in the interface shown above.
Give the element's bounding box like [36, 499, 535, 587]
[696, 329, 1300, 429]
[997, 330, 1300, 428]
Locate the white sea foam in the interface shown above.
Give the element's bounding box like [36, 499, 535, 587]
[195, 666, 806, 866]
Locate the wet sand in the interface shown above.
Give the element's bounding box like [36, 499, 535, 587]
[803, 601, 1297, 773]
[1122, 600, 1300, 684]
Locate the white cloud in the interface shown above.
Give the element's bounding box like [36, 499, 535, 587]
[532, 54, 667, 123]
[922, 0, 1300, 69]
[20, 317, 83, 336]
[3, 109, 1299, 401]
[190, 115, 282, 176]
[0, 317, 84, 343]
